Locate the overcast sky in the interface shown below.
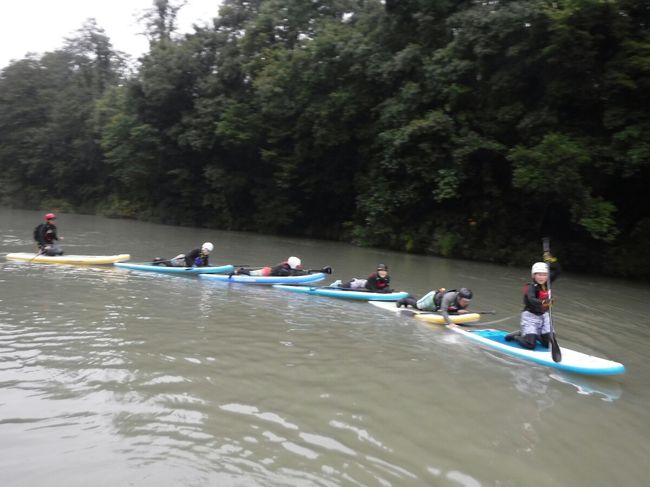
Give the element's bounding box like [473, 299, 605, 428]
[0, 0, 223, 69]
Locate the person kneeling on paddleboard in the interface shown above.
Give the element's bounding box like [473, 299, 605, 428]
[153, 242, 214, 267]
[505, 253, 560, 349]
[397, 288, 473, 325]
[335, 264, 393, 293]
[34, 213, 64, 256]
[236, 256, 308, 276]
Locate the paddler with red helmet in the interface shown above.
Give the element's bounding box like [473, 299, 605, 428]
[33, 213, 64, 255]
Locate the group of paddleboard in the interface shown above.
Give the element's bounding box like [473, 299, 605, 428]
[6, 213, 625, 377]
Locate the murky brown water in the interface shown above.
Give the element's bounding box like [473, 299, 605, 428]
[1, 208, 648, 486]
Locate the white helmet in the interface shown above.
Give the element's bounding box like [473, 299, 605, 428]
[531, 262, 548, 275]
[287, 256, 301, 269]
[202, 242, 214, 253]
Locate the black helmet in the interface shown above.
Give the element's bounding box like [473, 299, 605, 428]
[377, 264, 388, 271]
[458, 288, 473, 299]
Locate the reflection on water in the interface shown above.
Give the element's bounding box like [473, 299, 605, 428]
[1, 209, 649, 486]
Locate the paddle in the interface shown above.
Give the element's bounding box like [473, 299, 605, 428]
[543, 237, 562, 362]
[29, 248, 44, 263]
[151, 262, 212, 271]
[335, 287, 400, 294]
[309, 266, 333, 275]
[309, 285, 402, 294]
[415, 309, 496, 316]
[151, 255, 213, 269]
[233, 265, 332, 275]
[395, 305, 495, 316]
[400, 308, 497, 316]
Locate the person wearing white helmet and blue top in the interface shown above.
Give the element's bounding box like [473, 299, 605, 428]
[183, 242, 214, 267]
[505, 251, 560, 348]
[153, 242, 214, 267]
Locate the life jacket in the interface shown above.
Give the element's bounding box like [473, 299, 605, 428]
[522, 283, 549, 301]
[434, 288, 458, 311]
[271, 262, 295, 276]
[34, 223, 55, 244]
[433, 289, 445, 309]
[416, 289, 461, 313]
[523, 283, 550, 314]
[367, 272, 390, 290]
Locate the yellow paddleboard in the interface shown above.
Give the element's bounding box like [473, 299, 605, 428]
[6, 253, 130, 265]
[414, 312, 481, 325]
[369, 302, 482, 325]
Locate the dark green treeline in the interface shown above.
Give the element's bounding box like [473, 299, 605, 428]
[1, 0, 648, 279]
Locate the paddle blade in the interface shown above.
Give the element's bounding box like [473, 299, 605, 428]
[309, 266, 332, 274]
[550, 333, 562, 362]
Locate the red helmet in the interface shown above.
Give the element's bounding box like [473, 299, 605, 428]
[45, 213, 56, 221]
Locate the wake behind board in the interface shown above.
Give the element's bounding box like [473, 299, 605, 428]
[6, 253, 130, 265]
[448, 326, 625, 376]
[369, 301, 481, 324]
[114, 262, 234, 274]
[273, 284, 409, 301]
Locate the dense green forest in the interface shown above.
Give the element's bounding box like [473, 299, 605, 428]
[1, 0, 648, 279]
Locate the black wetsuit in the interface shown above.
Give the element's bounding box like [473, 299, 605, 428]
[365, 272, 391, 292]
[270, 262, 307, 276]
[184, 249, 209, 267]
[34, 223, 58, 247]
[33, 222, 63, 255]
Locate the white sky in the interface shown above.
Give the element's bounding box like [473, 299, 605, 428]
[0, 0, 223, 69]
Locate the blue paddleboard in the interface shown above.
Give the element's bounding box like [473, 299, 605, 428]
[273, 284, 409, 301]
[114, 262, 234, 274]
[199, 272, 326, 285]
[449, 327, 625, 376]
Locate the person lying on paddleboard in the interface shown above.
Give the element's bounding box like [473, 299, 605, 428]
[33, 212, 64, 256]
[152, 242, 214, 267]
[333, 264, 393, 293]
[396, 288, 473, 325]
[505, 252, 560, 349]
[235, 256, 308, 276]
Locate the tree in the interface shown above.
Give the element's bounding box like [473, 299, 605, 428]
[140, 0, 186, 44]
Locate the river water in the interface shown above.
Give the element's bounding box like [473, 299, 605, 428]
[1, 208, 648, 487]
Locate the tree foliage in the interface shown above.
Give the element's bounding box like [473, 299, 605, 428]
[0, 0, 648, 279]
